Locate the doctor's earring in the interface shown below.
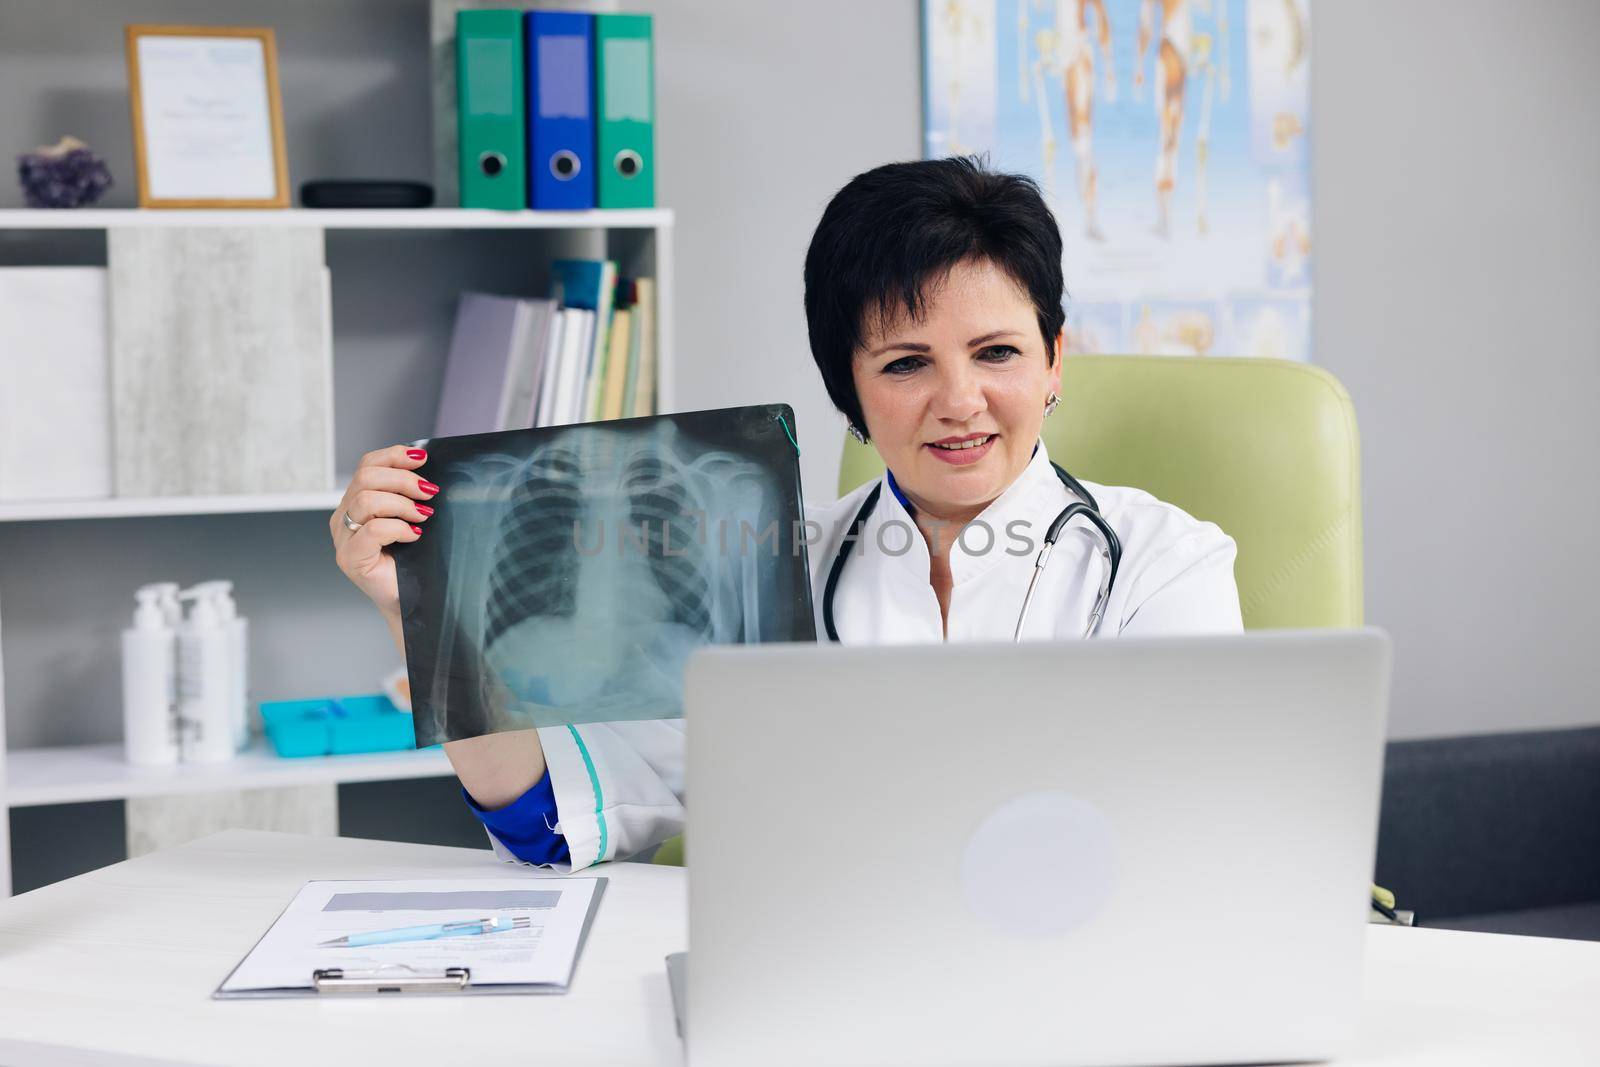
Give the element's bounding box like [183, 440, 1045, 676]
[847, 423, 869, 444]
[1043, 391, 1061, 417]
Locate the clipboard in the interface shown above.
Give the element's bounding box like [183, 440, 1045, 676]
[213, 877, 607, 998]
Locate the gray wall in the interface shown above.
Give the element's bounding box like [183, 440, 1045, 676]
[2, 0, 1596, 776]
[1312, 1, 1600, 737]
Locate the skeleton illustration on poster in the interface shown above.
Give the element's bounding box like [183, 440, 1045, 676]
[924, 0, 1311, 360]
[395, 406, 816, 746]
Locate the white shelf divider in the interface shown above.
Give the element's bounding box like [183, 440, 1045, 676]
[0, 489, 346, 524]
[6, 741, 454, 808]
[0, 207, 673, 231]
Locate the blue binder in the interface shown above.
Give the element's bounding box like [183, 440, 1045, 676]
[525, 11, 596, 211]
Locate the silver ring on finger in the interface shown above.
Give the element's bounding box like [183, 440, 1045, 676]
[341, 510, 364, 533]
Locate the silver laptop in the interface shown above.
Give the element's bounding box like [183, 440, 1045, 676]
[679, 630, 1392, 1067]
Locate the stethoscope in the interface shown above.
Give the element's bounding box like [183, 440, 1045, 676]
[821, 462, 1122, 643]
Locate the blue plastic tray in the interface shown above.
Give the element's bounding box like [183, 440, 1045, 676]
[259, 693, 421, 758]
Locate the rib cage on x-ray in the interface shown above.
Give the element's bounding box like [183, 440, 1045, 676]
[422, 419, 786, 736]
[482, 447, 585, 648]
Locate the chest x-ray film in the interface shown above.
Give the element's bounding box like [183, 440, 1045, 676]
[395, 405, 816, 745]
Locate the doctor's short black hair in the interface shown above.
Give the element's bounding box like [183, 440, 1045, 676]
[802, 156, 1067, 434]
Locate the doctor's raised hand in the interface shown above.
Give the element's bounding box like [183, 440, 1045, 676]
[329, 445, 548, 810]
[328, 444, 435, 620]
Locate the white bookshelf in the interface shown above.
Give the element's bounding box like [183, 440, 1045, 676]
[0, 207, 676, 895]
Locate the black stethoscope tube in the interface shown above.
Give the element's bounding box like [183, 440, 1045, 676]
[821, 462, 1121, 643]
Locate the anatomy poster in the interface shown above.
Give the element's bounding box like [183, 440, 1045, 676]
[924, 0, 1312, 360]
[396, 406, 816, 745]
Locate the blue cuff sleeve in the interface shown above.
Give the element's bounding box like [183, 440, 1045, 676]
[461, 771, 571, 866]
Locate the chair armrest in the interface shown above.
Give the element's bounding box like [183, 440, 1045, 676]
[1374, 726, 1600, 919]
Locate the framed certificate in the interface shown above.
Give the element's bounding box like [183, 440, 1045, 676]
[125, 25, 290, 208]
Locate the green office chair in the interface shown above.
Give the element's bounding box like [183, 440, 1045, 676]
[654, 356, 1362, 865]
[651, 835, 686, 867]
[838, 355, 1364, 630]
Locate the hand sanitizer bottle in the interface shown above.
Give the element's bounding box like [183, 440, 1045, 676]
[191, 580, 250, 750]
[151, 582, 182, 629]
[122, 584, 180, 765]
[177, 585, 237, 762]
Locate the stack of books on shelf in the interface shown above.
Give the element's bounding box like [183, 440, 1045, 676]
[455, 9, 654, 211]
[434, 259, 656, 437]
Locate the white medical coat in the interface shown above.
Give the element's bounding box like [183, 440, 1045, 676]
[485, 442, 1243, 871]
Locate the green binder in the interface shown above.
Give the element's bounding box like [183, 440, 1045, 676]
[593, 14, 655, 209]
[457, 10, 526, 210]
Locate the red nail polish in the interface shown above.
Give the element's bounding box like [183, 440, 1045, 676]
[411, 525, 423, 535]
[418, 480, 440, 496]
[407, 448, 427, 461]
[416, 504, 434, 516]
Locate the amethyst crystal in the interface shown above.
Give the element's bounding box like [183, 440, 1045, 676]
[17, 137, 114, 208]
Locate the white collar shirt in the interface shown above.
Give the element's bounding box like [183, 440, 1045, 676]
[808, 441, 1243, 643]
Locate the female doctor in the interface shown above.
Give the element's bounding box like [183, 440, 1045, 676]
[330, 157, 1242, 872]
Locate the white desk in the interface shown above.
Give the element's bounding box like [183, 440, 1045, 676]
[0, 830, 1596, 1066]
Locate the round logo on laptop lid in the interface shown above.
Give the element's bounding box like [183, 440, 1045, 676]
[960, 791, 1118, 938]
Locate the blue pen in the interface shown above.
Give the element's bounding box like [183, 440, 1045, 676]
[318, 915, 530, 948]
